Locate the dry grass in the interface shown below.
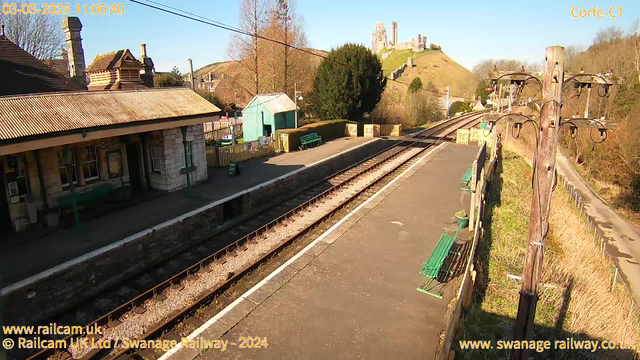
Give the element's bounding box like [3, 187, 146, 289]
[454, 148, 640, 360]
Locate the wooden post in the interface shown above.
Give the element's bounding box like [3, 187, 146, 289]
[584, 86, 592, 118]
[188, 58, 195, 91]
[512, 46, 564, 360]
[469, 160, 478, 228]
[612, 268, 618, 292]
[506, 121, 510, 150]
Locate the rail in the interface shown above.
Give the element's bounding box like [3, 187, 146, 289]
[25, 112, 486, 360]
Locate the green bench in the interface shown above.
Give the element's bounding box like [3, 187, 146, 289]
[460, 167, 473, 191]
[417, 226, 462, 298]
[57, 183, 113, 210]
[299, 132, 322, 149]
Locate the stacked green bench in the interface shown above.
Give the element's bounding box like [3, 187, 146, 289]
[417, 226, 463, 298]
[460, 167, 473, 191]
[299, 132, 322, 149]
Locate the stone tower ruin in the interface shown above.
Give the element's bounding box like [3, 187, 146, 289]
[371, 22, 388, 55]
[390, 21, 398, 47]
[371, 21, 427, 55]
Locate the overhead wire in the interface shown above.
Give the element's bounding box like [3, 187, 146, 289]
[128, 0, 469, 99]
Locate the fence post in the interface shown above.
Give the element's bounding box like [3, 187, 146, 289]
[469, 160, 478, 228]
[612, 268, 618, 292]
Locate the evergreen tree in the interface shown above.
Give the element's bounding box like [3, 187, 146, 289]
[311, 43, 386, 120]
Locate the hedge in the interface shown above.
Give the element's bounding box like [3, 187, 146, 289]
[275, 119, 355, 152]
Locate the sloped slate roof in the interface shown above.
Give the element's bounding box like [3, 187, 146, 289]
[0, 35, 85, 96]
[244, 93, 297, 115]
[0, 88, 221, 141]
[86, 49, 143, 72]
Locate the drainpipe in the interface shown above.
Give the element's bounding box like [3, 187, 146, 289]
[63, 145, 80, 233]
[180, 126, 191, 196]
[34, 150, 48, 213]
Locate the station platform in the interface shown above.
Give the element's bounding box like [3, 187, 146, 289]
[166, 143, 479, 360]
[0, 137, 377, 288]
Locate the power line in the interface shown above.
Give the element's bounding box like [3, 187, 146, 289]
[128, 0, 469, 99]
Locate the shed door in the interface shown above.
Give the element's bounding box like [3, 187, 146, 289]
[263, 124, 272, 137]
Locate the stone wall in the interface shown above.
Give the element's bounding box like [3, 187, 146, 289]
[146, 124, 207, 191]
[1, 139, 394, 325]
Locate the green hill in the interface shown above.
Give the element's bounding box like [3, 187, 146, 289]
[383, 50, 476, 97]
[381, 49, 430, 77]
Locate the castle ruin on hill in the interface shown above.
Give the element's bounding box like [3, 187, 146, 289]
[371, 21, 426, 55]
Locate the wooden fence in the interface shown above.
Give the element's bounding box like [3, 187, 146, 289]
[204, 123, 243, 143]
[206, 138, 274, 167]
[439, 128, 499, 360]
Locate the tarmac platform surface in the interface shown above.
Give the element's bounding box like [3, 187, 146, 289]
[166, 143, 479, 360]
[1, 137, 376, 288]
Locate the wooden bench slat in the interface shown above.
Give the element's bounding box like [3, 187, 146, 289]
[300, 132, 322, 148]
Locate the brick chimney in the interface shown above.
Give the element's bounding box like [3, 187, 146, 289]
[139, 43, 155, 87]
[62, 17, 86, 87]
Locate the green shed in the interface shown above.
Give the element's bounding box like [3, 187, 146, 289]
[242, 93, 298, 142]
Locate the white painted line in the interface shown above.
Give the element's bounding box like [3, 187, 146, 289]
[1, 139, 379, 297]
[159, 142, 447, 360]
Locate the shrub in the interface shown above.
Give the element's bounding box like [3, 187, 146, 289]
[449, 101, 472, 114]
[275, 120, 353, 151]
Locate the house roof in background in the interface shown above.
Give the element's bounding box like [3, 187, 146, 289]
[86, 49, 143, 72]
[244, 93, 297, 115]
[0, 88, 221, 141]
[41, 58, 69, 78]
[0, 35, 86, 96]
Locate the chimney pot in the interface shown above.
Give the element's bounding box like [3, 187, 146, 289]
[141, 43, 147, 58]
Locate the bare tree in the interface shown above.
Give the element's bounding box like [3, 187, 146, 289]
[564, 45, 585, 72]
[593, 26, 624, 45]
[227, 0, 271, 96]
[258, 0, 309, 96]
[472, 59, 535, 81]
[0, 2, 63, 59]
[631, 19, 640, 84]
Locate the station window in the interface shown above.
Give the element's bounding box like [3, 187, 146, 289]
[80, 145, 100, 181]
[150, 145, 163, 172]
[7, 156, 30, 203]
[185, 142, 193, 168]
[58, 149, 78, 187]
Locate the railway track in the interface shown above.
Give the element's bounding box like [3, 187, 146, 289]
[20, 112, 484, 360]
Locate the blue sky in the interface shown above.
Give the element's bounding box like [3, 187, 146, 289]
[71, 0, 640, 73]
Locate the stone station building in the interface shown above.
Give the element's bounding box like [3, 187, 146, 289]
[0, 89, 221, 233]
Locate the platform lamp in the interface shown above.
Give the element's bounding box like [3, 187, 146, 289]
[294, 83, 303, 129]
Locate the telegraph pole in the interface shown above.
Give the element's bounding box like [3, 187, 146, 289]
[188, 58, 195, 91]
[512, 46, 565, 360]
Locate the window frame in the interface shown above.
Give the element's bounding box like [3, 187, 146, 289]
[186, 141, 193, 168]
[80, 144, 100, 182]
[150, 145, 163, 173]
[58, 149, 78, 188]
[180, 141, 194, 170]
